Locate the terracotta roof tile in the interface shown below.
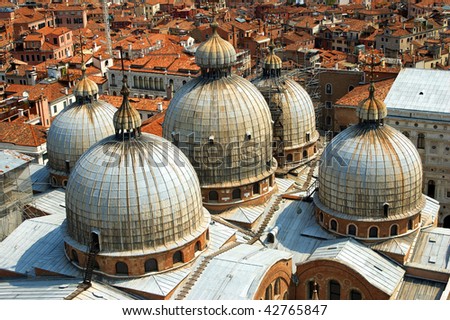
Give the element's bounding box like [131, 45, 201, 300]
[141, 110, 165, 137]
[335, 78, 395, 106]
[0, 122, 47, 147]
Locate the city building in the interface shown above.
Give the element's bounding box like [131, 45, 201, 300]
[0, 150, 32, 240]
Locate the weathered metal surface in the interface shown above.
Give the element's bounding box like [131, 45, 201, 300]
[308, 238, 405, 295]
[163, 59, 273, 187]
[317, 123, 423, 218]
[396, 276, 446, 300]
[409, 227, 450, 272]
[65, 132, 210, 254]
[195, 24, 237, 69]
[0, 150, 32, 174]
[384, 68, 450, 114]
[253, 49, 318, 153]
[185, 244, 291, 300]
[46, 100, 116, 174]
[357, 83, 387, 121]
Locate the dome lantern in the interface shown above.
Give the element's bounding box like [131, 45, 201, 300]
[357, 82, 387, 124]
[195, 17, 237, 78]
[263, 41, 282, 78]
[73, 37, 99, 103]
[113, 75, 142, 139]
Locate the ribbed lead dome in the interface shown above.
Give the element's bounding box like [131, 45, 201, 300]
[317, 123, 424, 218]
[316, 83, 424, 220]
[65, 133, 210, 254]
[65, 73, 210, 258]
[195, 22, 236, 69]
[253, 44, 318, 167]
[163, 22, 275, 210]
[46, 67, 116, 185]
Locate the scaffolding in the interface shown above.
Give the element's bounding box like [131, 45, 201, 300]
[0, 157, 33, 240]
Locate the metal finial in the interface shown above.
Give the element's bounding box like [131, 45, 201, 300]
[79, 32, 87, 76]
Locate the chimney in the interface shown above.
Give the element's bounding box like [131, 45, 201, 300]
[64, 87, 68, 95]
[166, 83, 173, 100]
[157, 102, 163, 112]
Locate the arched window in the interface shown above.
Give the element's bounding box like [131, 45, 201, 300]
[319, 212, 324, 223]
[417, 133, 425, 149]
[350, 289, 362, 300]
[139, 76, 143, 89]
[133, 76, 138, 88]
[329, 280, 340, 300]
[383, 203, 389, 217]
[307, 281, 319, 300]
[150, 77, 154, 89]
[390, 225, 398, 236]
[369, 226, 378, 238]
[182, 80, 187, 85]
[253, 183, 260, 195]
[195, 241, 201, 252]
[444, 215, 450, 229]
[209, 190, 219, 202]
[326, 116, 332, 126]
[408, 219, 413, 230]
[303, 150, 308, 159]
[144, 259, 158, 272]
[265, 284, 273, 300]
[325, 83, 332, 95]
[330, 219, 337, 231]
[286, 154, 293, 162]
[115, 262, 128, 275]
[173, 251, 183, 264]
[348, 224, 357, 236]
[274, 278, 281, 296]
[232, 189, 241, 200]
[283, 291, 289, 300]
[71, 250, 79, 264]
[112, 91, 117, 96]
[427, 180, 436, 198]
[144, 77, 149, 89]
[159, 78, 164, 90]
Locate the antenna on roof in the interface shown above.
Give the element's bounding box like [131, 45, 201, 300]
[78, 32, 87, 78]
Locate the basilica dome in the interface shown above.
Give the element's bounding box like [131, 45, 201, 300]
[163, 22, 276, 211]
[46, 64, 115, 187]
[63, 77, 210, 276]
[253, 44, 319, 169]
[315, 83, 425, 240]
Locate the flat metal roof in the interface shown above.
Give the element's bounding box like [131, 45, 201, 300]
[308, 238, 405, 295]
[0, 278, 136, 300]
[409, 227, 450, 273]
[186, 244, 292, 300]
[384, 68, 450, 114]
[29, 188, 66, 216]
[0, 150, 33, 175]
[29, 163, 51, 193]
[396, 276, 446, 300]
[0, 214, 67, 276]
